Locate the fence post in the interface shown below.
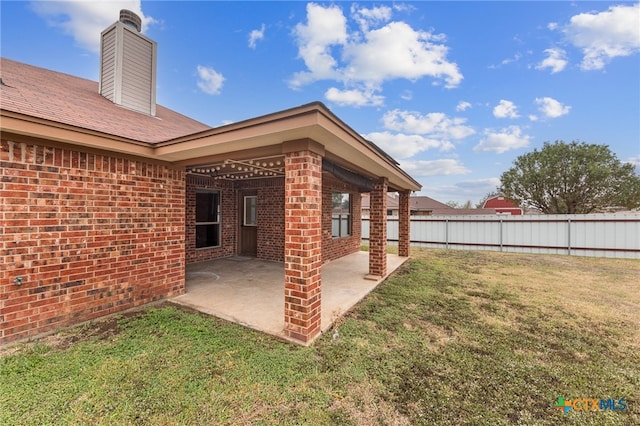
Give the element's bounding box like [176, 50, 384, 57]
[445, 219, 449, 249]
[567, 218, 571, 256]
[499, 217, 503, 252]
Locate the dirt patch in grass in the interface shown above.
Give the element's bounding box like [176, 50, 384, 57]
[329, 381, 410, 426]
[0, 312, 127, 358]
[404, 318, 460, 349]
[0, 303, 181, 358]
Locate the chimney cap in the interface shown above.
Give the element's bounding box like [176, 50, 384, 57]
[119, 9, 142, 32]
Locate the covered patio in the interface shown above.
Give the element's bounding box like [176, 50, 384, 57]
[175, 104, 421, 344]
[171, 251, 408, 343]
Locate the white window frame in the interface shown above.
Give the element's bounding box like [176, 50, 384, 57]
[331, 192, 351, 238]
[243, 195, 257, 226]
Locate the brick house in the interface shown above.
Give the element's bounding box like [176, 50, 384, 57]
[362, 194, 497, 216]
[1, 11, 420, 345]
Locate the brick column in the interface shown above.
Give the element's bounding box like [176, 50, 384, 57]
[283, 148, 323, 343]
[398, 190, 411, 257]
[369, 178, 388, 278]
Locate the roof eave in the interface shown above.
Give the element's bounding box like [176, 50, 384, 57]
[155, 102, 421, 192]
[2, 102, 422, 192]
[0, 111, 156, 158]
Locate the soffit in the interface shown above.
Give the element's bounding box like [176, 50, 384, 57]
[156, 105, 421, 192]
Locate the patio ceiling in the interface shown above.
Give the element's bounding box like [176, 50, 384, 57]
[163, 103, 421, 192]
[186, 154, 375, 191]
[187, 155, 285, 180]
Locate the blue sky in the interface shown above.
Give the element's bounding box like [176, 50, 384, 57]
[2, 1, 639, 204]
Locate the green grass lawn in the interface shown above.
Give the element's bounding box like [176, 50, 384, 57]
[2, 249, 639, 425]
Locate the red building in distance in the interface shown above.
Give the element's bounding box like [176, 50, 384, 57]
[482, 196, 523, 215]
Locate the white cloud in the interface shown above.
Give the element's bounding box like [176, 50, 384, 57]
[456, 101, 471, 112]
[30, 1, 156, 53]
[493, 100, 519, 119]
[399, 159, 471, 177]
[536, 48, 568, 73]
[351, 4, 392, 32]
[474, 126, 532, 154]
[289, 3, 348, 88]
[535, 97, 571, 118]
[419, 178, 501, 204]
[365, 131, 453, 159]
[563, 4, 640, 70]
[248, 24, 266, 49]
[627, 156, 640, 173]
[382, 109, 475, 140]
[455, 177, 502, 191]
[365, 109, 474, 159]
[501, 53, 522, 66]
[325, 87, 384, 107]
[196, 65, 225, 95]
[290, 3, 462, 100]
[489, 53, 522, 69]
[342, 21, 462, 88]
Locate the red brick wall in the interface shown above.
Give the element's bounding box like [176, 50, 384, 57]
[257, 185, 285, 261]
[322, 174, 362, 263]
[186, 176, 285, 263]
[398, 191, 410, 257]
[283, 150, 323, 343]
[252, 179, 286, 262]
[1, 139, 185, 344]
[369, 178, 388, 277]
[185, 174, 236, 264]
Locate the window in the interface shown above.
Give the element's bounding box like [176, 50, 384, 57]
[195, 190, 220, 248]
[331, 192, 351, 238]
[244, 196, 257, 226]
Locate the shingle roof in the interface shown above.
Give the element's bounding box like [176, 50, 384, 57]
[361, 194, 455, 210]
[361, 194, 497, 215]
[0, 58, 211, 144]
[408, 196, 453, 211]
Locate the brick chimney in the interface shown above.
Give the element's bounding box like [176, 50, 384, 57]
[99, 10, 157, 116]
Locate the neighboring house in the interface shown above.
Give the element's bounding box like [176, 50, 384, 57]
[482, 195, 523, 215]
[0, 11, 420, 345]
[362, 194, 496, 216]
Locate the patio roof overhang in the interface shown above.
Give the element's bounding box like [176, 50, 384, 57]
[1, 102, 421, 192]
[161, 103, 421, 192]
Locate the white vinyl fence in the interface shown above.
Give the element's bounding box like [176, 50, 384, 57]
[362, 214, 640, 259]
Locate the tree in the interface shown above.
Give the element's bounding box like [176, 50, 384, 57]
[499, 141, 640, 214]
[446, 200, 473, 209]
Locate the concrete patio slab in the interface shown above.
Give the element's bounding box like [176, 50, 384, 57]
[171, 251, 408, 343]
